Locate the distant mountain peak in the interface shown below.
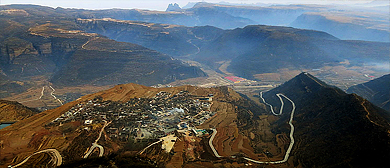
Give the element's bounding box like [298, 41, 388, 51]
[166, 3, 182, 12]
[182, 2, 197, 9]
[192, 2, 214, 8]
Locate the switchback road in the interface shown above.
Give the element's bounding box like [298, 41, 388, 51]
[83, 120, 111, 158]
[11, 149, 62, 167]
[49, 86, 63, 105]
[208, 92, 296, 164]
[244, 92, 296, 164]
[260, 91, 284, 116]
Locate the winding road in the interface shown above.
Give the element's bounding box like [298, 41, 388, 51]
[20, 87, 45, 103]
[83, 120, 111, 158]
[208, 128, 222, 158]
[182, 32, 202, 58]
[10, 149, 62, 167]
[83, 143, 104, 158]
[244, 92, 296, 164]
[49, 86, 63, 105]
[20, 86, 63, 106]
[260, 91, 286, 116]
[39, 86, 45, 99]
[139, 139, 163, 155]
[81, 37, 99, 49]
[208, 92, 296, 164]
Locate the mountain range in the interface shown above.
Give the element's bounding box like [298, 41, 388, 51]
[0, 5, 206, 97]
[75, 17, 389, 81]
[198, 25, 388, 79]
[1, 2, 390, 168]
[348, 74, 390, 112]
[54, 2, 390, 42]
[1, 4, 388, 102]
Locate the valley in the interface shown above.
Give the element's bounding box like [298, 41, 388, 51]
[1, 4, 388, 111]
[1, 2, 390, 168]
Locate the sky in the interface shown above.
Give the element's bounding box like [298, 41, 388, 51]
[0, 0, 378, 11]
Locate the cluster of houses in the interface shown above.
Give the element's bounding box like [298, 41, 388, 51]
[48, 90, 214, 143]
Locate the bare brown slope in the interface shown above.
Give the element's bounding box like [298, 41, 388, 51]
[0, 83, 220, 132]
[0, 100, 39, 122]
[0, 83, 257, 166]
[88, 83, 225, 101]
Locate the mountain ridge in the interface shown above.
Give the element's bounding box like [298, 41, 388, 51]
[0, 99, 39, 122]
[347, 74, 390, 111]
[3, 3, 388, 42]
[262, 72, 390, 167]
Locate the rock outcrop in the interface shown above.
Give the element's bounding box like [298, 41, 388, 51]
[166, 3, 181, 12]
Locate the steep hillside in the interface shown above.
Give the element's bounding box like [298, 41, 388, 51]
[76, 17, 389, 85]
[262, 72, 390, 167]
[0, 75, 31, 98]
[0, 99, 39, 122]
[193, 25, 388, 79]
[77, 17, 389, 82]
[0, 5, 206, 90]
[347, 74, 390, 111]
[76, 18, 224, 57]
[50, 37, 206, 86]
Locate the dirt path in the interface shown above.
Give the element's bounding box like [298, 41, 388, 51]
[139, 139, 163, 155]
[81, 37, 99, 49]
[19, 87, 45, 103]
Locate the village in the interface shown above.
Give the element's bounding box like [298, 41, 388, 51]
[48, 90, 214, 147]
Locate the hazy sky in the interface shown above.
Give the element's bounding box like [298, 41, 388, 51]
[1, 0, 377, 11]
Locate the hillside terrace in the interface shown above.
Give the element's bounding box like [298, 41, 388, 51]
[47, 91, 214, 142]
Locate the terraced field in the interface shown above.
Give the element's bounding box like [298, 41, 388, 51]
[199, 100, 257, 159]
